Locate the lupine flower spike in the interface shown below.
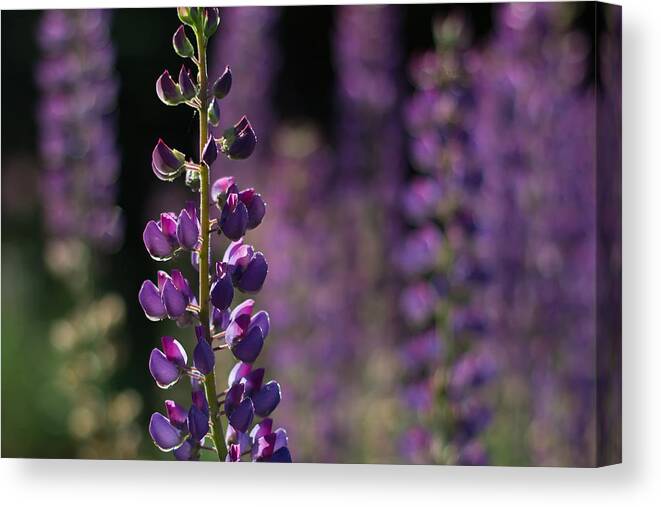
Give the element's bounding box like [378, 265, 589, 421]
[399, 14, 493, 465]
[140, 7, 291, 462]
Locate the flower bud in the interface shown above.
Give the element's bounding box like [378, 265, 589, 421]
[208, 98, 220, 127]
[191, 380, 209, 414]
[173, 25, 194, 58]
[188, 405, 210, 442]
[204, 8, 220, 38]
[177, 7, 194, 26]
[156, 70, 183, 106]
[212, 66, 232, 99]
[193, 338, 215, 375]
[178, 65, 196, 101]
[176, 205, 200, 250]
[221, 116, 257, 160]
[165, 400, 188, 430]
[149, 412, 183, 451]
[202, 135, 217, 166]
[152, 139, 186, 181]
[210, 270, 234, 311]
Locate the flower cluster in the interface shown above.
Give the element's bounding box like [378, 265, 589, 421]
[399, 14, 494, 465]
[139, 7, 290, 462]
[36, 9, 123, 253]
[471, 3, 596, 465]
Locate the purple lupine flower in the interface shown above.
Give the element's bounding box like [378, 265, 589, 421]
[140, 7, 290, 462]
[149, 412, 183, 451]
[187, 405, 210, 442]
[222, 239, 268, 293]
[202, 135, 218, 166]
[173, 25, 194, 58]
[226, 317, 262, 351]
[165, 399, 189, 430]
[138, 270, 196, 326]
[193, 337, 215, 375]
[251, 421, 290, 462]
[471, 3, 596, 465]
[143, 212, 179, 260]
[156, 70, 183, 105]
[251, 380, 282, 417]
[148, 336, 187, 388]
[221, 116, 258, 160]
[143, 204, 199, 259]
[152, 139, 186, 181]
[178, 65, 196, 100]
[238, 188, 267, 230]
[213, 177, 267, 239]
[149, 351, 180, 388]
[176, 202, 200, 250]
[210, 263, 234, 312]
[138, 278, 167, 321]
[213, 66, 232, 99]
[37, 9, 124, 252]
[398, 14, 494, 465]
[208, 99, 221, 127]
[220, 193, 249, 240]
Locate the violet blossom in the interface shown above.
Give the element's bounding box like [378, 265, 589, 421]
[37, 8, 123, 252]
[398, 14, 494, 465]
[471, 3, 597, 466]
[140, 7, 290, 462]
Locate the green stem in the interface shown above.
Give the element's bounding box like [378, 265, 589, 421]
[195, 28, 226, 462]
